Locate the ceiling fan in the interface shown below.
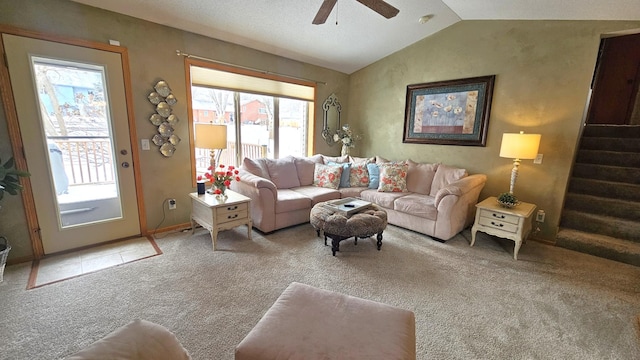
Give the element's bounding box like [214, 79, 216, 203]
[312, 0, 399, 25]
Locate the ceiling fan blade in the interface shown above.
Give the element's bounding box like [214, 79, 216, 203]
[356, 0, 399, 19]
[312, 0, 338, 25]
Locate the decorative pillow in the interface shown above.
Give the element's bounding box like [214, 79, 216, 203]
[406, 160, 439, 195]
[349, 163, 370, 187]
[366, 163, 380, 189]
[265, 156, 301, 189]
[377, 162, 409, 193]
[294, 155, 323, 186]
[313, 163, 343, 189]
[429, 164, 467, 196]
[328, 162, 351, 188]
[242, 157, 269, 179]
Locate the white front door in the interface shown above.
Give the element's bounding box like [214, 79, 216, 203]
[3, 33, 140, 254]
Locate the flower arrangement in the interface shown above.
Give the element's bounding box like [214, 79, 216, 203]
[333, 124, 361, 148]
[198, 164, 240, 195]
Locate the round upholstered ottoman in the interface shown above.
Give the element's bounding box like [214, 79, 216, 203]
[310, 202, 388, 256]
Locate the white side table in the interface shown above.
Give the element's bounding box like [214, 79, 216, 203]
[189, 190, 252, 250]
[471, 196, 536, 260]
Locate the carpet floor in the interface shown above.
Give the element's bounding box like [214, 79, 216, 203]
[0, 224, 639, 359]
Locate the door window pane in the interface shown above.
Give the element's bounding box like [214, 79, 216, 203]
[279, 98, 308, 158]
[32, 57, 121, 228]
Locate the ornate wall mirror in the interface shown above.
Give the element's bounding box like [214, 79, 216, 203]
[321, 93, 341, 146]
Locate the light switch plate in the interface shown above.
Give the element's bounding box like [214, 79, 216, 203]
[141, 139, 150, 151]
[533, 153, 543, 164]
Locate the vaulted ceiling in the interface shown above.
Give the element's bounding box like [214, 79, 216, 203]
[71, 0, 640, 74]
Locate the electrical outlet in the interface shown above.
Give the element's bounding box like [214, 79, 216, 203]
[536, 210, 545, 222]
[141, 139, 150, 151]
[168, 199, 176, 210]
[533, 154, 543, 164]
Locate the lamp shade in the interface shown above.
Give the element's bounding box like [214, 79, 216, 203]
[499, 132, 541, 160]
[194, 123, 227, 149]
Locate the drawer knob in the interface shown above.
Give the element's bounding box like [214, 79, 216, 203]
[227, 206, 238, 211]
[490, 221, 504, 227]
[492, 213, 505, 219]
[227, 214, 238, 219]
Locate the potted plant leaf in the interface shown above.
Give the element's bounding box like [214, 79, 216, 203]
[497, 192, 519, 208]
[0, 156, 30, 281]
[0, 156, 30, 202]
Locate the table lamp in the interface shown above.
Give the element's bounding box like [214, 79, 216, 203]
[194, 123, 227, 173]
[499, 131, 541, 194]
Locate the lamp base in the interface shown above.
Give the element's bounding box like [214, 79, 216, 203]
[509, 159, 521, 194]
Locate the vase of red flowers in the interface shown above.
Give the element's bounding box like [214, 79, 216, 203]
[204, 164, 240, 202]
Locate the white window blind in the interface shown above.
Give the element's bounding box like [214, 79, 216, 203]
[190, 66, 315, 101]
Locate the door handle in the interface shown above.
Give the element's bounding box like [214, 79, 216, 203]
[121, 162, 130, 168]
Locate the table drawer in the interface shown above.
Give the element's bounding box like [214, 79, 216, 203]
[477, 216, 518, 233]
[216, 203, 248, 224]
[216, 202, 248, 216]
[479, 209, 519, 225]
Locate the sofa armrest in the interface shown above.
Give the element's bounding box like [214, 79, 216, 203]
[433, 174, 487, 240]
[434, 174, 486, 208]
[230, 170, 278, 232]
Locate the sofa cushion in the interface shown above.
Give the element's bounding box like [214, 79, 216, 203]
[328, 162, 351, 188]
[65, 319, 191, 360]
[429, 164, 467, 196]
[366, 163, 380, 189]
[294, 155, 323, 186]
[349, 163, 370, 187]
[339, 187, 368, 198]
[266, 156, 301, 189]
[349, 155, 374, 164]
[406, 160, 439, 195]
[360, 189, 408, 209]
[375, 156, 390, 163]
[378, 162, 409, 193]
[322, 155, 349, 164]
[393, 194, 438, 220]
[292, 186, 340, 205]
[313, 163, 343, 189]
[275, 189, 312, 213]
[242, 157, 270, 179]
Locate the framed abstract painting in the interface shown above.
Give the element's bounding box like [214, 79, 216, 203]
[403, 75, 495, 146]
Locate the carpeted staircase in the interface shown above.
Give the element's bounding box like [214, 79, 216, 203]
[556, 124, 640, 267]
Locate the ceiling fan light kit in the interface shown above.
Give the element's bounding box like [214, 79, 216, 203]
[312, 0, 399, 25]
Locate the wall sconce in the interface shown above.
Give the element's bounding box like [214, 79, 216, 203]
[194, 123, 227, 173]
[499, 131, 541, 194]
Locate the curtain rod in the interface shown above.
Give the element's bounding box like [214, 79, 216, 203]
[176, 50, 327, 85]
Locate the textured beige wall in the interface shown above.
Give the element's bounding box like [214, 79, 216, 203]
[0, 0, 349, 261]
[348, 20, 640, 241]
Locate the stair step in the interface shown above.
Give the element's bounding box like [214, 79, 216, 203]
[568, 178, 640, 202]
[576, 150, 640, 168]
[564, 193, 640, 221]
[580, 137, 640, 152]
[572, 163, 640, 185]
[560, 210, 640, 242]
[582, 124, 640, 138]
[556, 228, 640, 267]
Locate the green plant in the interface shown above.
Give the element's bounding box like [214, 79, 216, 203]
[0, 156, 30, 202]
[497, 192, 518, 205]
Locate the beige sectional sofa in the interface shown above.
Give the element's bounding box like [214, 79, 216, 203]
[230, 154, 486, 241]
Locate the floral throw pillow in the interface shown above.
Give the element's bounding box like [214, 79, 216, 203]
[313, 163, 342, 189]
[349, 163, 370, 187]
[377, 162, 409, 192]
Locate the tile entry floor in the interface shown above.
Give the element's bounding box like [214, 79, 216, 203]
[29, 236, 161, 288]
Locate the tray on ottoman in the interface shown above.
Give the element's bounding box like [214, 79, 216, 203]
[324, 197, 372, 216]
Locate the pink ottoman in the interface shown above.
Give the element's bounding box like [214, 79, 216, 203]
[235, 282, 416, 360]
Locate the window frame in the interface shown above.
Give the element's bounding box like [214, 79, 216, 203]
[185, 58, 317, 186]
